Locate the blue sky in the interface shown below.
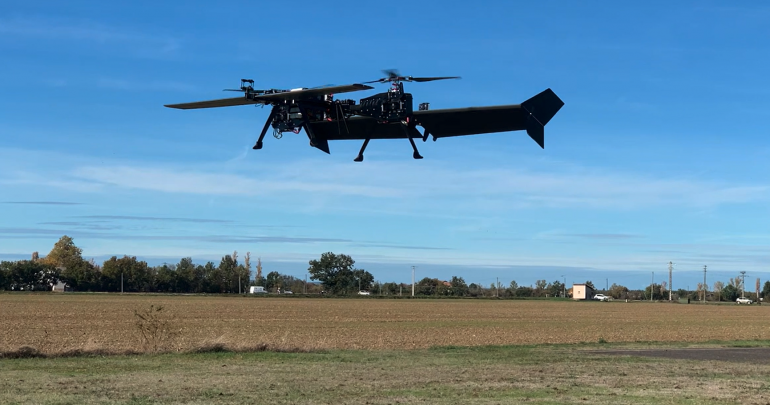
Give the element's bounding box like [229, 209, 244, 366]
[2, 1, 769, 290]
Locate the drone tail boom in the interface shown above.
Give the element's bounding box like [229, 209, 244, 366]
[521, 88, 564, 149]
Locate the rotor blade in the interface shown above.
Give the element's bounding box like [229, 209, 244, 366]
[164, 97, 262, 109]
[252, 84, 373, 102]
[408, 76, 461, 82]
[224, 88, 269, 93]
[383, 69, 400, 78]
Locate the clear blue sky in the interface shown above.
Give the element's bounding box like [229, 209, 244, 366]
[2, 1, 769, 290]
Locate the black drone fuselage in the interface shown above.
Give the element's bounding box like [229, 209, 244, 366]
[265, 82, 415, 135]
[163, 75, 564, 162]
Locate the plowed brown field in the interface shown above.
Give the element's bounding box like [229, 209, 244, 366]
[2, 294, 770, 355]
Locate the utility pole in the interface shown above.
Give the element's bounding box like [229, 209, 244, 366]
[740, 271, 747, 298]
[703, 265, 707, 302]
[304, 274, 307, 294]
[496, 277, 499, 297]
[562, 275, 566, 298]
[668, 262, 673, 301]
[239, 276, 241, 295]
[606, 278, 608, 292]
[121, 272, 124, 294]
[411, 266, 415, 297]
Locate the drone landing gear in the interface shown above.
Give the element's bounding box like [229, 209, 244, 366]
[354, 138, 370, 162]
[253, 106, 278, 150]
[408, 137, 423, 159]
[401, 124, 423, 159]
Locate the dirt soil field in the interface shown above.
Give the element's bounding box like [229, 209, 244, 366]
[3, 294, 770, 355]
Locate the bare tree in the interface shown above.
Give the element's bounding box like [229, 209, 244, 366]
[713, 281, 724, 301]
[757, 278, 761, 303]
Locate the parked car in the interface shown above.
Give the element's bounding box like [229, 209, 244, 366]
[358, 291, 370, 295]
[736, 297, 752, 304]
[592, 294, 610, 302]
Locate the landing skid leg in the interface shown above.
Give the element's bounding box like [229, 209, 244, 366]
[354, 139, 370, 162]
[407, 135, 423, 159]
[253, 106, 277, 150]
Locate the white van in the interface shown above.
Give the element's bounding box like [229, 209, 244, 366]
[249, 286, 267, 294]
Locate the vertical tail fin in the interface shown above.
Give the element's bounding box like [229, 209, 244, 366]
[521, 88, 564, 149]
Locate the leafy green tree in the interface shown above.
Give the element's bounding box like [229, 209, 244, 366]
[307, 252, 372, 295]
[174, 257, 201, 293]
[154, 264, 177, 292]
[721, 284, 740, 302]
[201, 261, 218, 293]
[265, 271, 282, 292]
[0, 262, 9, 290]
[382, 282, 399, 295]
[608, 283, 629, 299]
[468, 283, 483, 297]
[353, 269, 374, 291]
[644, 283, 665, 300]
[547, 280, 565, 297]
[43, 235, 98, 290]
[101, 256, 151, 292]
[4, 260, 59, 290]
[43, 235, 83, 269]
[514, 286, 534, 297]
[450, 276, 469, 296]
[584, 281, 596, 291]
[417, 277, 437, 295]
[218, 254, 239, 293]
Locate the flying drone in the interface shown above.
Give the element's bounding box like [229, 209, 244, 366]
[164, 70, 564, 162]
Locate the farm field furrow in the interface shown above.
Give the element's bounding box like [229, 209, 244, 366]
[2, 294, 770, 355]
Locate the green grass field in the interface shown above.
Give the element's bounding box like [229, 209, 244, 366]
[3, 342, 770, 404]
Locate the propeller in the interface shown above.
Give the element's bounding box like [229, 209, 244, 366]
[364, 69, 460, 84]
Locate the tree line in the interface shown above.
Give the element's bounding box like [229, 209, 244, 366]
[2, 236, 768, 301]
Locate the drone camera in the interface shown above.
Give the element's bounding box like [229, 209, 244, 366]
[419, 103, 430, 111]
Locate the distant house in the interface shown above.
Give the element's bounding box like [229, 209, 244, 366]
[51, 281, 71, 292]
[571, 283, 594, 300]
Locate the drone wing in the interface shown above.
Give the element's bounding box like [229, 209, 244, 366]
[415, 88, 564, 148]
[252, 84, 373, 102]
[164, 96, 263, 109]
